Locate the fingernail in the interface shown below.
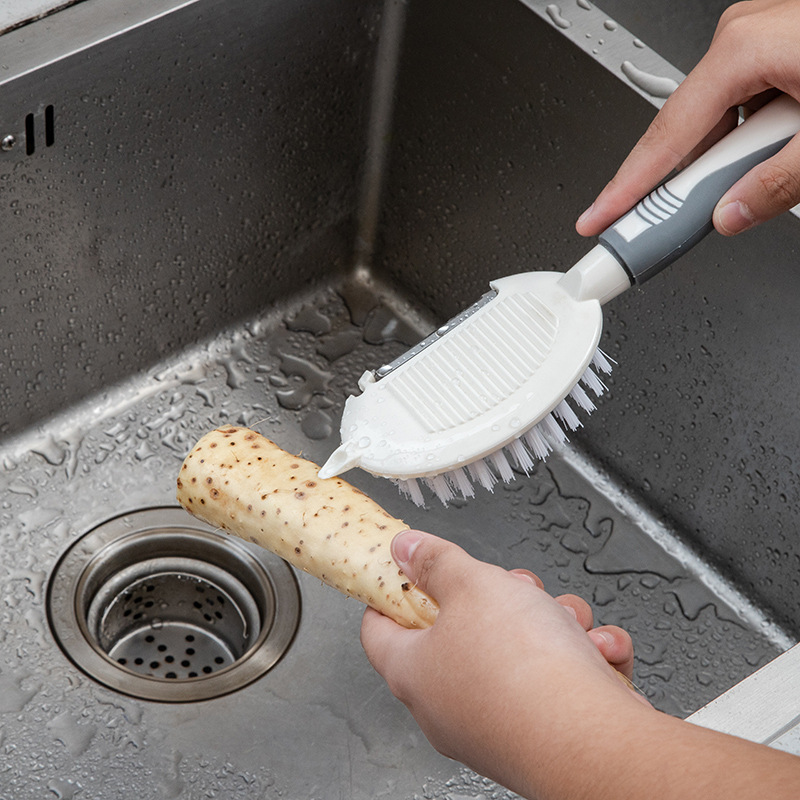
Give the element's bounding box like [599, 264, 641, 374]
[716, 200, 756, 235]
[576, 203, 595, 227]
[563, 605, 578, 620]
[392, 530, 425, 569]
[593, 630, 614, 647]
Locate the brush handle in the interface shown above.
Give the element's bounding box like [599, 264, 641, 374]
[598, 93, 800, 285]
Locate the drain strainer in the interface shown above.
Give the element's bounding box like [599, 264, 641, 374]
[47, 508, 301, 702]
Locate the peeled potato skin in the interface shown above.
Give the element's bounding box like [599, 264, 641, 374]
[176, 426, 438, 629]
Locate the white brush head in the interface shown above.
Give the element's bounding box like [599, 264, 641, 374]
[319, 255, 623, 504]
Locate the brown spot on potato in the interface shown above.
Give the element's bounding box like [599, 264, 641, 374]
[295, 547, 301, 554]
[401, 583, 410, 592]
[295, 491, 305, 499]
[210, 488, 220, 499]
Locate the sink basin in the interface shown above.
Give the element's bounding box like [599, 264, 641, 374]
[2, 0, 798, 797]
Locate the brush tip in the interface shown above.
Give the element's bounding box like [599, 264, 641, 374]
[318, 444, 360, 479]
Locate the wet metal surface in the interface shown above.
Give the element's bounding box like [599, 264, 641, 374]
[0, 279, 790, 796]
[1, 0, 798, 797]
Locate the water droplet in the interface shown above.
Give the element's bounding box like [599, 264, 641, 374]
[545, 3, 571, 29]
[621, 60, 679, 99]
[301, 409, 333, 440]
[274, 353, 332, 410]
[285, 305, 332, 336]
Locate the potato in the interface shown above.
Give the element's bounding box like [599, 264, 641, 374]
[176, 426, 438, 628]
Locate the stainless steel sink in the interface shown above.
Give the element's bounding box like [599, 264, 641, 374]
[1, 0, 798, 797]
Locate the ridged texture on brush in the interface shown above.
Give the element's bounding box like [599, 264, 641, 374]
[386, 292, 558, 433]
[395, 349, 614, 506]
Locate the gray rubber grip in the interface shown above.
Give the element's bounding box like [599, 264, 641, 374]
[599, 138, 793, 285]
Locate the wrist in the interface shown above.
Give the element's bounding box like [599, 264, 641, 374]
[510, 664, 658, 799]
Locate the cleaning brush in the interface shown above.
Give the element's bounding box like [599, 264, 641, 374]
[318, 94, 800, 505]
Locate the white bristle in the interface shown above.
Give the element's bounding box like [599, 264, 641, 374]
[448, 467, 475, 499]
[580, 365, 607, 397]
[489, 450, 515, 483]
[569, 382, 596, 413]
[540, 413, 569, 446]
[397, 478, 425, 507]
[425, 475, 455, 505]
[392, 346, 615, 506]
[592, 348, 614, 374]
[508, 438, 535, 474]
[554, 399, 582, 431]
[468, 459, 497, 491]
[524, 426, 552, 460]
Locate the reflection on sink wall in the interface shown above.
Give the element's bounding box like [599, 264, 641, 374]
[1, 0, 798, 797]
[0, 0, 377, 441]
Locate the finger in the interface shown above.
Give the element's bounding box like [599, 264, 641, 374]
[674, 106, 739, 170]
[741, 88, 783, 118]
[714, 133, 800, 235]
[554, 594, 593, 630]
[576, 32, 773, 236]
[391, 529, 485, 605]
[508, 568, 545, 589]
[360, 605, 414, 688]
[587, 625, 635, 680]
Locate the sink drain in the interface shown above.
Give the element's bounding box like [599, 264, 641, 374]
[47, 508, 301, 702]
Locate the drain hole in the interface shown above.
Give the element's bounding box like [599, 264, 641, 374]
[87, 565, 258, 681]
[47, 508, 301, 702]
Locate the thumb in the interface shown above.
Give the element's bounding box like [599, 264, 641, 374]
[392, 529, 477, 605]
[714, 135, 800, 235]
